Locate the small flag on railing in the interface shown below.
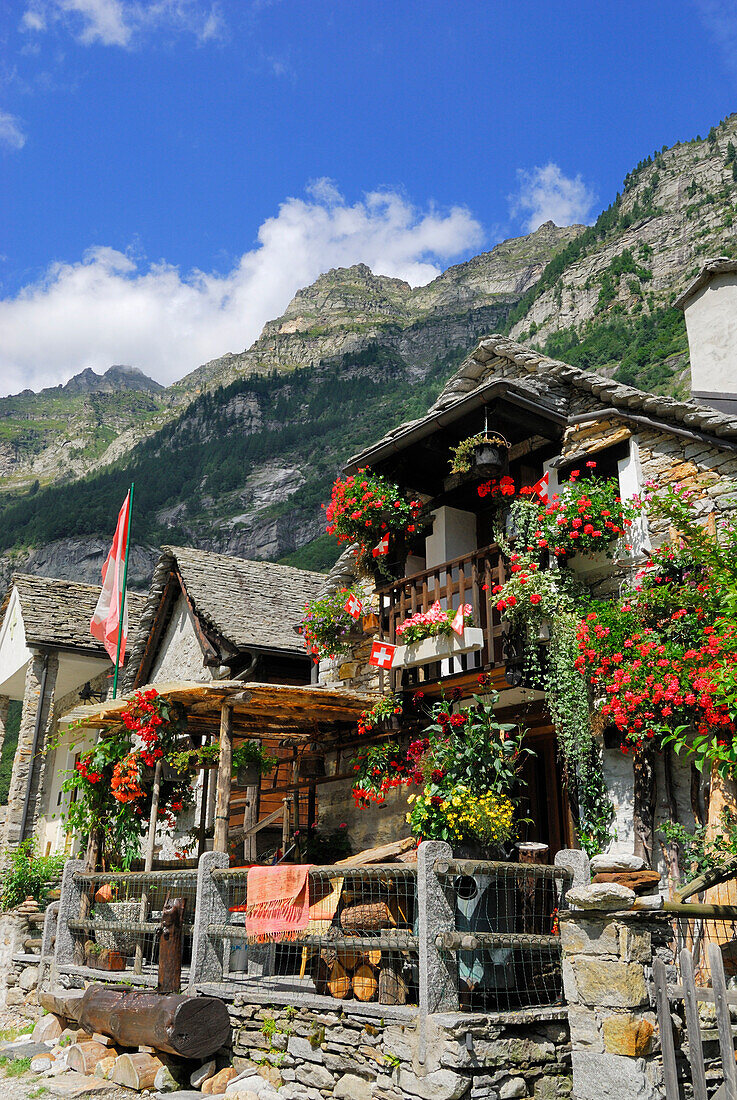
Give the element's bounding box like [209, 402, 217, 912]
[344, 593, 363, 620]
[369, 640, 397, 669]
[451, 606, 465, 637]
[372, 533, 390, 557]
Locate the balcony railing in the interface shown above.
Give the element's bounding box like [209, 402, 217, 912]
[377, 542, 506, 690]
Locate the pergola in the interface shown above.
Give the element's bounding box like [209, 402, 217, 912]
[60, 680, 378, 863]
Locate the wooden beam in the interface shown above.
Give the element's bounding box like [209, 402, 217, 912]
[213, 703, 233, 854]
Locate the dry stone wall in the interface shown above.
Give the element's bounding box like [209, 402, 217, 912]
[229, 1001, 571, 1100]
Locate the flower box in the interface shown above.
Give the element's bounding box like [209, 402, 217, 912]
[394, 627, 484, 668]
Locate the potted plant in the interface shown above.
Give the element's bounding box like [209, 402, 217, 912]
[298, 744, 326, 779]
[536, 465, 636, 572]
[393, 602, 482, 668]
[232, 742, 277, 787]
[299, 586, 366, 663]
[84, 940, 126, 972]
[450, 432, 511, 477]
[324, 468, 424, 576]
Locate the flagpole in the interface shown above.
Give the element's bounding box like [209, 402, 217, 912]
[112, 482, 134, 699]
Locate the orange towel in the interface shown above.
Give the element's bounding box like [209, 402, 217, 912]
[245, 865, 312, 943]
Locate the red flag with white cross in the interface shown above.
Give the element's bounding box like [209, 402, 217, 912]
[369, 639, 397, 669]
[531, 471, 549, 502]
[344, 593, 363, 620]
[451, 606, 465, 637]
[372, 533, 390, 557]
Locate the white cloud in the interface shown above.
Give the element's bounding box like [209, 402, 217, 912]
[0, 183, 483, 395]
[0, 111, 27, 151]
[695, 0, 737, 75]
[511, 163, 596, 233]
[21, 0, 225, 48]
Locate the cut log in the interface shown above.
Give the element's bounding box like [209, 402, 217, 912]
[352, 963, 378, 1001]
[67, 1041, 113, 1075]
[111, 1052, 164, 1090]
[39, 989, 85, 1022]
[337, 946, 361, 971]
[336, 837, 416, 867]
[379, 955, 408, 1005]
[77, 985, 230, 1059]
[592, 871, 661, 895]
[326, 959, 351, 999]
[341, 902, 395, 932]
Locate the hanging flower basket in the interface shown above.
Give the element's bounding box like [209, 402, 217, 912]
[235, 763, 261, 787]
[473, 436, 510, 478]
[299, 750, 326, 779]
[395, 627, 484, 668]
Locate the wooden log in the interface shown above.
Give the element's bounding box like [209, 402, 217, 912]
[158, 896, 185, 994]
[341, 902, 395, 932]
[77, 985, 230, 1059]
[326, 959, 351, 999]
[40, 989, 85, 1022]
[214, 703, 233, 854]
[67, 1041, 112, 1074]
[336, 946, 361, 971]
[335, 837, 415, 867]
[111, 1052, 164, 1090]
[352, 963, 378, 1002]
[379, 954, 408, 1005]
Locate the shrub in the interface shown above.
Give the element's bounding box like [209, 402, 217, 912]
[1, 840, 65, 912]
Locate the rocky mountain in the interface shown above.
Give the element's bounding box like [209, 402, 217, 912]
[1, 113, 737, 588]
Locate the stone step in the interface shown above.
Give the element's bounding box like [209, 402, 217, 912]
[12, 952, 42, 964]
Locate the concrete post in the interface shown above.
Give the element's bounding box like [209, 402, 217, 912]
[418, 840, 459, 1016]
[189, 850, 229, 990]
[54, 859, 85, 988]
[3, 651, 59, 851]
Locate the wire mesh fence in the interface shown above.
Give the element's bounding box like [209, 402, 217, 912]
[435, 859, 571, 1012]
[204, 865, 419, 1006]
[62, 869, 198, 990]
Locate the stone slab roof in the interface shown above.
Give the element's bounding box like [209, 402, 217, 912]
[2, 574, 146, 655]
[674, 257, 737, 310]
[346, 333, 737, 472]
[127, 546, 325, 673]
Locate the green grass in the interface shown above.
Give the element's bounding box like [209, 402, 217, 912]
[0, 1056, 32, 1077]
[29, 1088, 49, 1098]
[0, 1024, 33, 1042]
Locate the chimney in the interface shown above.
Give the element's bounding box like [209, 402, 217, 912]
[675, 257, 737, 415]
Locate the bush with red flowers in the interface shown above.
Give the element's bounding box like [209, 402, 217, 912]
[535, 466, 636, 558]
[324, 468, 423, 569]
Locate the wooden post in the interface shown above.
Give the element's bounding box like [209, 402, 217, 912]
[242, 739, 260, 863]
[158, 896, 186, 994]
[633, 743, 657, 866]
[681, 948, 708, 1100]
[291, 753, 300, 861]
[708, 942, 737, 1100]
[135, 758, 162, 975]
[214, 703, 233, 855]
[197, 751, 210, 860]
[281, 798, 290, 856]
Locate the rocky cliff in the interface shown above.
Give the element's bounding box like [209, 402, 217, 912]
[2, 114, 737, 588]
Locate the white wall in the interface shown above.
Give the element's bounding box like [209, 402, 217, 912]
[684, 273, 737, 399]
[149, 595, 213, 683]
[0, 588, 31, 701]
[425, 506, 477, 568]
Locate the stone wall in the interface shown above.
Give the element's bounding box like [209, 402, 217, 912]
[229, 1001, 571, 1100]
[0, 907, 46, 1012]
[560, 903, 671, 1100]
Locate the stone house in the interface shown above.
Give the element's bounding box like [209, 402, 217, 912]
[0, 574, 146, 857]
[122, 545, 324, 858]
[315, 258, 737, 876]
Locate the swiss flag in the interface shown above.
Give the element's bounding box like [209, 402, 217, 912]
[451, 607, 465, 637]
[372, 533, 390, 557]
[344, 593, 363, 620]
[90, 491, 131, 666]
[369, 640, 397, 669]
[531, 471, 549, 503]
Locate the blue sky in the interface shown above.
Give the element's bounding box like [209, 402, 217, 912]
[0, 0, 735, 393]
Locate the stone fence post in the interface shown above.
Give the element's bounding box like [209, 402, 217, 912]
[54, 859, 84, 987]
[189, 850, 229, 990]
[38, 900, 58, 991]
[560, 889, 668, 1100]
[417, 839, 458, 1017]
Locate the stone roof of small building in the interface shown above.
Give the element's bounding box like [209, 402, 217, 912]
[346, 333, 737, 471]
[674, 257, 737, 310]
[2, 573, 146, 655]
[127, 546, 325, 673]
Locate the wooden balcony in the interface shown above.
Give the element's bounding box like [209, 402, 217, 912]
[377, 543, 507, 691]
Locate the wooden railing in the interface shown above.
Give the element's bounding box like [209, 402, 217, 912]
[376, 543, 506, 690]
